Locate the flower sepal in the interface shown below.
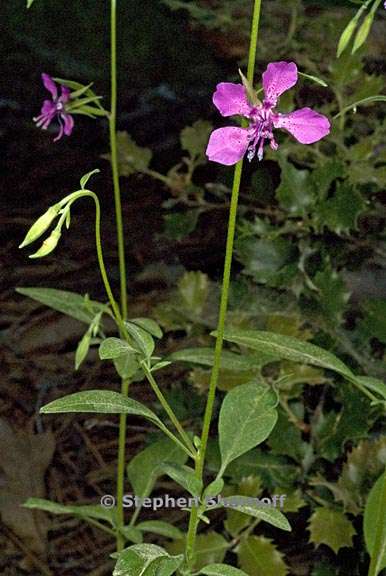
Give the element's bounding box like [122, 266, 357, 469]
[19, 204, 61, 249]
[29, 228, 62, 259]
[238, 68, 261, 107]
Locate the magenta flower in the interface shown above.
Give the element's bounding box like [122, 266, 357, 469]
[33, 74, 74, 141]
[206, 61, 330, 165]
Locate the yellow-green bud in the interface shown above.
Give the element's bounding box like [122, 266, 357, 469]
[29, 229, 61, 259]
[19, 205, 60, 249]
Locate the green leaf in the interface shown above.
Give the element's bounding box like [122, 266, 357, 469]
[311, 159, 345, 200]
[267, 407, 308, 462]
[217, 495, 291, 532]
[125, 321, 155, 359]
[27, 0, 35, 6]
[298, 71, 328, 87]
[99, 338, 136, 360]
[166, 532, 228, 571]
[337, 17, 358, 57]
[130, 318, 163, 339]
[113, 353, 141, 380]
[308, 508, 356, 554]
[168, 348, 263, 371]
[354, 376, 386, 402]
[334, 95, 386, 119]
[364, 472, 386, 574]
[204, 478, 224, 499]
[178, 271, 209, 316]
[75, 329, 92, 370]
[119, 525, 143, 544]
[24, 498, 114, 525]
[226, 451, 299, 490]
[313, 264, 350, 325]
[163, 210, 200, 241]
[200, 564, 249, 576]
[137, 520, 184, 540]
[316, 182, 365, 234]
[16, 287, 107, 324]
[225, 477, 262, 536]
[106, 132, 153, 177]
[113, 543, 183, 576]
[219, 328, 354, 379]
[238, 536, 289, 576]
[180, 120, 213, 159]
[218, 382, 278, 475]
[161, 463, 203, 497]
[80, 169, 100, 189]
[40, 390, 163, 429]
[359, 300, 386, 345]
[352, 12, 374, 54]
[127, 439, 187, 498]
[276, 158, 315, 215]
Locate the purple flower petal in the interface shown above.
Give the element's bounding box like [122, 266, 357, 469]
[273, 107, 330, 144]
[62, 113, 74, 136]
[42, 73, 58, 100]
[206, 126, 249, 165]
[60, 85, 71, 103]
[262, 61, 298, 106]
[212, 83, 252, 118]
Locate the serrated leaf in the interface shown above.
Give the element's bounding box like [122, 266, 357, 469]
[316, 182, 365, 234]
[137, 520, 183, 540]
[127, 439, 187, 498]
[364, 472, 386, 575]
[161, 463, 202, 497]
[200, 564, 249, 576]
[219, 328, 354, 379]
[359, 300, 386, 345]
[180, 120, 213, 160]
[308, 508, 356, 554]
[313, 264, 350, 325]
[113, 543, 183, 576]
[168, 348, 263, 371]
[218, 382, 278, 475]
[276, 158, 315, 216]
[99, 338, 136, 360]
[24, 498, 115, 525]
[218, 495, 291, 532]
[16, 287, 107, 324]
[267, 407, 308, 462]
[238, 536, 289, 576]
[166, 532, 228, 571]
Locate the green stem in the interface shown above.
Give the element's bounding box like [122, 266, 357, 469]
[110, 0, 130, 553]
[143, 365, 196, 456]
[368, 470, 386, 576]
[109, 0, 127, 320]
[184, 0, 263, 569]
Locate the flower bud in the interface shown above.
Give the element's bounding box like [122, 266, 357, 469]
[29, 229, 61, 259]
[19, 205, 60, 248]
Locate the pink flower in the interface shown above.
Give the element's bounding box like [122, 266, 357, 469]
[33, 73, 74, 142]
[206, 61, 330, 165]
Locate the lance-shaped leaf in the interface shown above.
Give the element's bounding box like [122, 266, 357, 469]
[16, 287, 107, 324]
[217, 328, 354, 379]
[168, 348, 263, 371]
[215, 495, 291, 531]
[136, 520, 184, 540]
[24, 497, 115, 525]
[161, 463, 202, 497]
[127, 439, 187, 498]
[113, 543, 183, 576]
[218, 382, 278, 475]
[200, 565, 249, 576]
[364, 472, 386, 575]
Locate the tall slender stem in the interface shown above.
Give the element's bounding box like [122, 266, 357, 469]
[109, 0, 128, 320]
[109, 0, 130, 552]
[184, 0, 263, 568]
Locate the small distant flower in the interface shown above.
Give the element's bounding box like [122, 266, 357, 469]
[206, 61, 330, 165]
[34, 73, 74, 141]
